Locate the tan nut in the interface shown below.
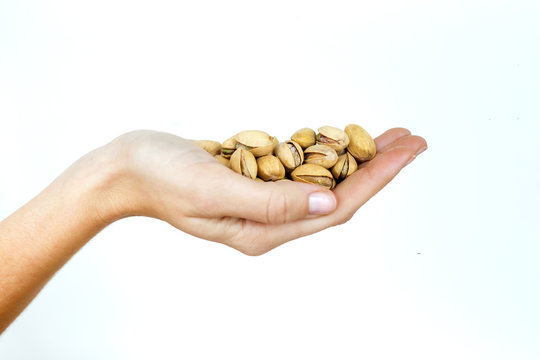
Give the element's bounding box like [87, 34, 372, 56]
[221, 136, 238, 158]
[274, 140, 304, 171]
[257, 155, 285, 181]
[345, 124, 376, 161]
[234, 130, 276, 157]
[291, 164, 334, 190]
[316, 126, 350, 153]
[196, 140, 222, 156]
[214, 154, 230, 167]
[304, 144, 338, 168]
[291, 128, 316, 149]
[331, 152, 358, 181]
[230, 148, 257, 179]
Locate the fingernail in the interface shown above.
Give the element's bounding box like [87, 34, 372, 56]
[308, 192, 336, 215]
[416, 146, 427, 156]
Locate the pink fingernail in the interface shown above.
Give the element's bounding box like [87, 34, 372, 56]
[308, 192, 336, 215]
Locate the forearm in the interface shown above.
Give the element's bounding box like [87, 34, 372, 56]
[0, 146, 122, 333]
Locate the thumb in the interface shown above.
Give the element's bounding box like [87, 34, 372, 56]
[198, 171, 337, 224]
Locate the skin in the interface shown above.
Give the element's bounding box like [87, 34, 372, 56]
[0, 128, 427, 334]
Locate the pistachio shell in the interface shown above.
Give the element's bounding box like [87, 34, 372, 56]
[234, 130, 276, 157]
[221, 136, 238, 158]
[291, 128, 316, 149]
[317, 126, 350, 153]
[290, 164, 334, 189]
[257, 155, 285, 181]
[230, 148, 257, 179]
[304, 144, 338, 168]
[345, 124, 376, 161]
[214, 154, 230, 167]
[331, 152, 358, 181]
[254, 177, 265, 182]
[274, 140, 304, 171]
[196, 140, 221, 156]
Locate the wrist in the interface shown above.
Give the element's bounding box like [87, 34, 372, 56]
[60, 143, 134, 226]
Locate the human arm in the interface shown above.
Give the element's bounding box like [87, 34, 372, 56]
[0, 128, 426, 333]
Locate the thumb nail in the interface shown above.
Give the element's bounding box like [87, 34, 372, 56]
[308, 192, 336, 215]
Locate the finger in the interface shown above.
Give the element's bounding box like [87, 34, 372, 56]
[177, 137, 427, 255]
[180, 132, 427, 254]
[192, 165, 337, 225]
[377, 134, 428, 155]
[374, 127, 411, 152]
[194, 128, 414, 226]
[249, 136, 428, 251]
[334, 136, 426, 213]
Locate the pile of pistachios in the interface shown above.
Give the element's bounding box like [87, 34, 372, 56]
[195, 124, 376, 189]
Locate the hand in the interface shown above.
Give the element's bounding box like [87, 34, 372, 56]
[99, 128, 427, 255]
[0, 126, 426, 332]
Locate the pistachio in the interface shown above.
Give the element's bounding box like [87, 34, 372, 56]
[234, 130, 276, 157]
[230, 148, 257, 179]
[316, 126, 350, 153]
[274, 140, 304, 171]
[331, 152, 358, 181]
[254, 177, 265, 182]
[304, 144, 338, 168]
[291, 128, 316, 149]
[221, 136, 238, 158]
[196, 140, 221, 156]
[345, 124, 376, 162]
[290, 164, 334, 190]
[214, 154, 230, 167]
[257, 155, 285, 181]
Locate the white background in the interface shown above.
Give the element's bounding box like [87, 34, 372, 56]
[1, 0, 539, 359]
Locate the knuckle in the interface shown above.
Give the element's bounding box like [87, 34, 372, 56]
[265, 190, 289, 225]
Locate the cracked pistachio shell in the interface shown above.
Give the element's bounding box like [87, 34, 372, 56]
[230, 148, 258, 179]
[331, 153, 358, 181]
[345, 124, 376, 162]
[291, 164, 334, 190]
[234, 130, 276, 157]
[317, 126, 350, 153]
[304, 144, 339, 169]
[291, 128, 316, 149]
[274, 140, 304, 171]
[257, 155, 285, 181]
[221, 136, 238, 158]
[214, 154, 230, 167]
